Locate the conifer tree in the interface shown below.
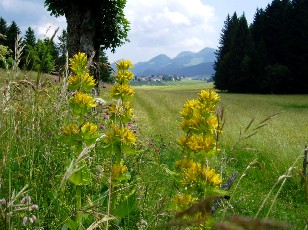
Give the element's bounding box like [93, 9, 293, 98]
[214, 0, 308, 93]
[23, 27, 36, 47]
[21, 27, 37, 69]
[0, 17, 8, 43]
[56, 29, 68, 68]
[214, 13, 238, 90]
[6, 21, 21, 59]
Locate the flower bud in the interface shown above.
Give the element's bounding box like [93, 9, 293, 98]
[31, 204, 38, 210]
[25, 195, 31, 203]
[0, 198, 6, 206]
[32, 215, 37, 222]
[20, 197, 26, 204]
[22, 216, 28, 225]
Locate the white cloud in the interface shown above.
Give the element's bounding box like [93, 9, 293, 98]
[108, 0, 217, 62]
[33, 17, 66, 40]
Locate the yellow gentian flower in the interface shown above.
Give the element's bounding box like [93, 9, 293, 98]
[69, 52, 88, 75]
[111, 84, 134, 98]
[115, 60, 134, 70]
[70, 92, 97, 115]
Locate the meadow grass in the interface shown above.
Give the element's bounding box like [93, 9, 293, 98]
[133, 83, 308, 229]
[0, 63, 307, 229]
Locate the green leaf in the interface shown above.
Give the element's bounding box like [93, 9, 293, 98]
[69, 165, 91, 186]
[47, 191, 68, 217]
[164, 167, 177, 176]
[63, 218, 78, 230]
[117, 172, 131, 182]
[211, 187, 229, 197]
[112, 192, 137, 218]
[122, 144, 136, 155]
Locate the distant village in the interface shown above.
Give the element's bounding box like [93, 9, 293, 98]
[133, 74, 210, 82]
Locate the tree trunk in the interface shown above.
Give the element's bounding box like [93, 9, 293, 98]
[64, 2, 99, 58]
[64, 1, 101, 92]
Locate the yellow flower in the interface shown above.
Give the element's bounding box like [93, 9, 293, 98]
[175, 159, 222, 187]
[113, 70, 134, 83]
[174, 193, 196, 209]
[185, 134, 215, 152]
[68, 73, 96, 92]
[180, 99, 201, 118]
[104, 125, 136, 146]
[111, 84, 134, 98]
[177, 135, 187, 148]
[111, 161, 128, 180]
[63, 123, 80, 135]
[70, 92, 97, 115]
[73, 92, 96, 107]
[107, 101, 134, 120]
[115, 60, 134, 70]
[206, 115, 219, 133]
[69, 52, 88, 75]
[180, 115, 202, 132]
[175, 158, 194, 170]
[198, 90, 219, 104]
[175, 159, 201, 183]
[80, 122, 98, 145]
[82, 73, 96, 90]
[201, 167, 222, 186]
[68, 74, 81, 88]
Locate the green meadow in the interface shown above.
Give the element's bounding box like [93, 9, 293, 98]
[133, 80, 308, 228]
[0, 69, 307, 229]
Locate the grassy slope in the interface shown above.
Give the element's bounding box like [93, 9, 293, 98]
[133, 81, 308, 229]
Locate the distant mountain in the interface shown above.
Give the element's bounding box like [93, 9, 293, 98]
[133, 54, 172, 75]
[130, 47, 216, 78]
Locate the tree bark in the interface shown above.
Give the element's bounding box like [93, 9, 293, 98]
[64, 1, 102, 91]
[64, 1, 100, 60]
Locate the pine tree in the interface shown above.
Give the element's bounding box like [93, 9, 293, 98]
[56, 29, 68, 68]
[214, 13, 238, 90]
[289, 0, 308, 92]
[0, 17, 8, 43]
[227, 14, 253, 92]
[6, 21, 21, 59]
[21, 27, 37, 70]
[23, 27, 36, 47]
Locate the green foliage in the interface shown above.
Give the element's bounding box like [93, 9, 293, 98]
[44, 0, 130, 58]
[23, 27, 36, 47]
[0, 17, 8, 38]
[56, 29, 67, 68]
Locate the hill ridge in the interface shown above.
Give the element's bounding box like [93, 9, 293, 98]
[130, 47, 216, 79]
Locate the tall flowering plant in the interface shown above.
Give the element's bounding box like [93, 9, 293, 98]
[172, 90, 224, 220]
[60, 52, 99, 228]
[101, 60, 137, 223]
[103, 59, 136, 168]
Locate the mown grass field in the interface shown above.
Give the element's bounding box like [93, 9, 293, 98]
[132, 79, 308, 229]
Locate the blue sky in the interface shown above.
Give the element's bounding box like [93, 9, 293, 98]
[0, 0, 273, 63]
